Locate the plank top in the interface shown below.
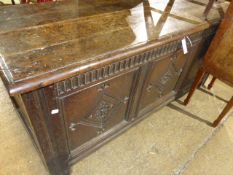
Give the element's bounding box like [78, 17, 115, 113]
[0, 0, 229, 95]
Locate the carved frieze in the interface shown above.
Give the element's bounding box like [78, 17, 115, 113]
[56, 27, 216, 96]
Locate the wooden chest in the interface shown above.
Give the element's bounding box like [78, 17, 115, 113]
[0, 0, 229, 174]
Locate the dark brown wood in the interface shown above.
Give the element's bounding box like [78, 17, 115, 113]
[0, 0, 229, 95]
[61, 69, 137, 152]
[184, 1, 233, 127]
[139, 50, 186, 115]
[176, 30, 216, 97]
[0, 0, 230, 175]
[21, 90, 70, 175]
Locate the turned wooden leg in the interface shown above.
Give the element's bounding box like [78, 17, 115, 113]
[212, 96, 233, 127]
[207, 77, 217, 90]
[184, 68, 206, 105]
[203, 0, 216, 19]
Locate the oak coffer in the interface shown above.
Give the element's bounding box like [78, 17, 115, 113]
[0, 0, 230, 174]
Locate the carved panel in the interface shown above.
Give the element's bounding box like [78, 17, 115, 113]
[151, 56, 182, 97]
[139, 51, 186, 114]
[60, 69, 136, 151]
[68, 92, 128, 134]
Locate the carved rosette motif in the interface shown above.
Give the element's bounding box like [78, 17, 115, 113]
[69, 84, 129, 134]
[81, 93, 118, 132]
[89, 101, 113, 122]
[147, 56, 182, 97]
